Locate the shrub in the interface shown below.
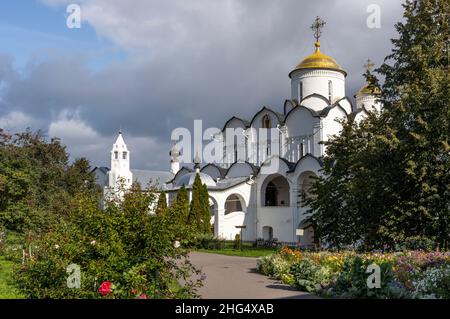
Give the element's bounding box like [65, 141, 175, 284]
[412, 265, 450, 299]
[398, 236, 435, 252]
[233, 234, 241, 250]
[14, 188, 202, 299]
[193, 233, 224, 250]
[290, 259, 332, 293]
[331, 256, 401, 298]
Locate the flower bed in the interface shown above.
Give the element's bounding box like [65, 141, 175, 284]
[256, 247, 450, 299]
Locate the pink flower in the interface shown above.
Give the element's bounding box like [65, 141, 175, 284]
[98, 281, 112, 296]
[139, 294, 148, 299]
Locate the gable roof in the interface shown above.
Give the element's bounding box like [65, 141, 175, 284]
[249, 106, 286, 126]
[222, 116, 251, 132]
[131, 169, 174, 189]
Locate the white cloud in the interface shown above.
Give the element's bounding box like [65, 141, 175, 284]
[47, 109, 168, 169]
[2, 0, 405, 170]
[0, 111, 40, 131]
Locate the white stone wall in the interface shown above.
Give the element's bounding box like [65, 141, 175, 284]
[290, 69, 346, 108]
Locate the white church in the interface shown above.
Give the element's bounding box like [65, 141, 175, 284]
[94, 18, 382, 247]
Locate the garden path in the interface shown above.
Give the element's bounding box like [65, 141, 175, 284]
[189, 252, 319, 299]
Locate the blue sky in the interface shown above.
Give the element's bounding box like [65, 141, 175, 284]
[0, 0, 405, 170]
[0, 1, 125, 71]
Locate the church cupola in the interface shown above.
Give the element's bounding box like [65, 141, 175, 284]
[355, 59, 382, 112]
[289, 17, 346, 110]
[108, 129, 132, 190]
[169, 142, 181, 175]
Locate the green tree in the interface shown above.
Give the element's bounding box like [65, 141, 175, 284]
[187, 175, 211, 234]
[200, 184, 211, 234]
[155, 190, 167, 216]
[0, 129, 99, 233]
[170, 185, 189, 225]
[307, 0, 449, 250]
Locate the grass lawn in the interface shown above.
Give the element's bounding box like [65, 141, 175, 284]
[195, 242, 278, 257]
[0, 256, 24, 299]
[195, 248, 276, 257]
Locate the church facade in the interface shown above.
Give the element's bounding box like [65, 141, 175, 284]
[94, 19, 382, 247]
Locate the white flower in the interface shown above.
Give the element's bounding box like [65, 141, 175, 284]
[54, 244, 60, 249]
[174, 241, 181, 249]
[90, 240, 96, 245]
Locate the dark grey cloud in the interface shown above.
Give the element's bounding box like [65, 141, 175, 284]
[1, 0, 405, 170]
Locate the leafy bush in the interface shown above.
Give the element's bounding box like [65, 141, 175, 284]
[290, 259, 333, 293]
[13, 187, 202, 299]
[413, 265, 450, 299]
[233, 234, 241, 250]
[256, 255, 277, 277]
[257, 249, 450, 299]
[331, 256, 398, 298]
[193, 233, 225, 250]
[398, 236, 435, 252]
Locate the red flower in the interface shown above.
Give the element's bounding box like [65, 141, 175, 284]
[139, 294, 148, 299]
[98, 281, 112, 296]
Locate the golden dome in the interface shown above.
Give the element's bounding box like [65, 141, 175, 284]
[356, 84, 381, 96]
[290, 42, 346, 77]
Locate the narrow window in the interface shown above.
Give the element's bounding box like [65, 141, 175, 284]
[114, 151, 118, 160]
[299, 82, 303, 101]
[122, 152, 127, 160]
[328, 80, 333, 102]
[262, 115, 271, 129]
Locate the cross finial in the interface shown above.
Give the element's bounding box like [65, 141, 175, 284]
[364, 58, 375, 72]
[311, 16, 326, 43]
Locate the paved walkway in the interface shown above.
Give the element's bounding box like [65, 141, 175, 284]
[189, 252, 318, 299]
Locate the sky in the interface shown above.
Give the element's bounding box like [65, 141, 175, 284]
[0, 0, 405, 171]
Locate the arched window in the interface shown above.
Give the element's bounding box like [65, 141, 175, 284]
[225, 194, 244, 214]
[262, 115, 271, 129]
[114, 151, 119, 160]
[265, 182, 278, 206]
[263, 175, 290, 207]
[328, 80, 333, 102]
[122, 152, 127, 160]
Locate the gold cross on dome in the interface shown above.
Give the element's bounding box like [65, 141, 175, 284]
[311, 16, 326, 42]
[364, 58, 375, 72]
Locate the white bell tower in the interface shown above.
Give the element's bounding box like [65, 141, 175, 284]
[108, 130, 132, 190]
[169, 143, 181, 175]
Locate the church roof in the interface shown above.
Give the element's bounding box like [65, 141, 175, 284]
[289, 42, 346, 77]
[175, 172, 216, 188]
[131, 169, 174, 189]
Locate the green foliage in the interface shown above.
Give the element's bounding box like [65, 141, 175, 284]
[399, 236, 435, 251]
[13, 186, 202, 299]
[170, 185, 189, 225]
[290, 259, 332, 293]
[155, 191, 167, 216]
[331, 256, 397, 298]
[187, 174, 211, 234]
[193, 233, 225, 250]
[0, 256, 24, 299]
[233, 234, 241, 250]
[306, 0, 450, 250]
[0, 129, 99, 233]
[258, 249, 450, 299]
[413, 264, 450, 299]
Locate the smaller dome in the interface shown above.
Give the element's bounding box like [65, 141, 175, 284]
[176, 172, 216, 188]
[356, 84, 381, 96]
